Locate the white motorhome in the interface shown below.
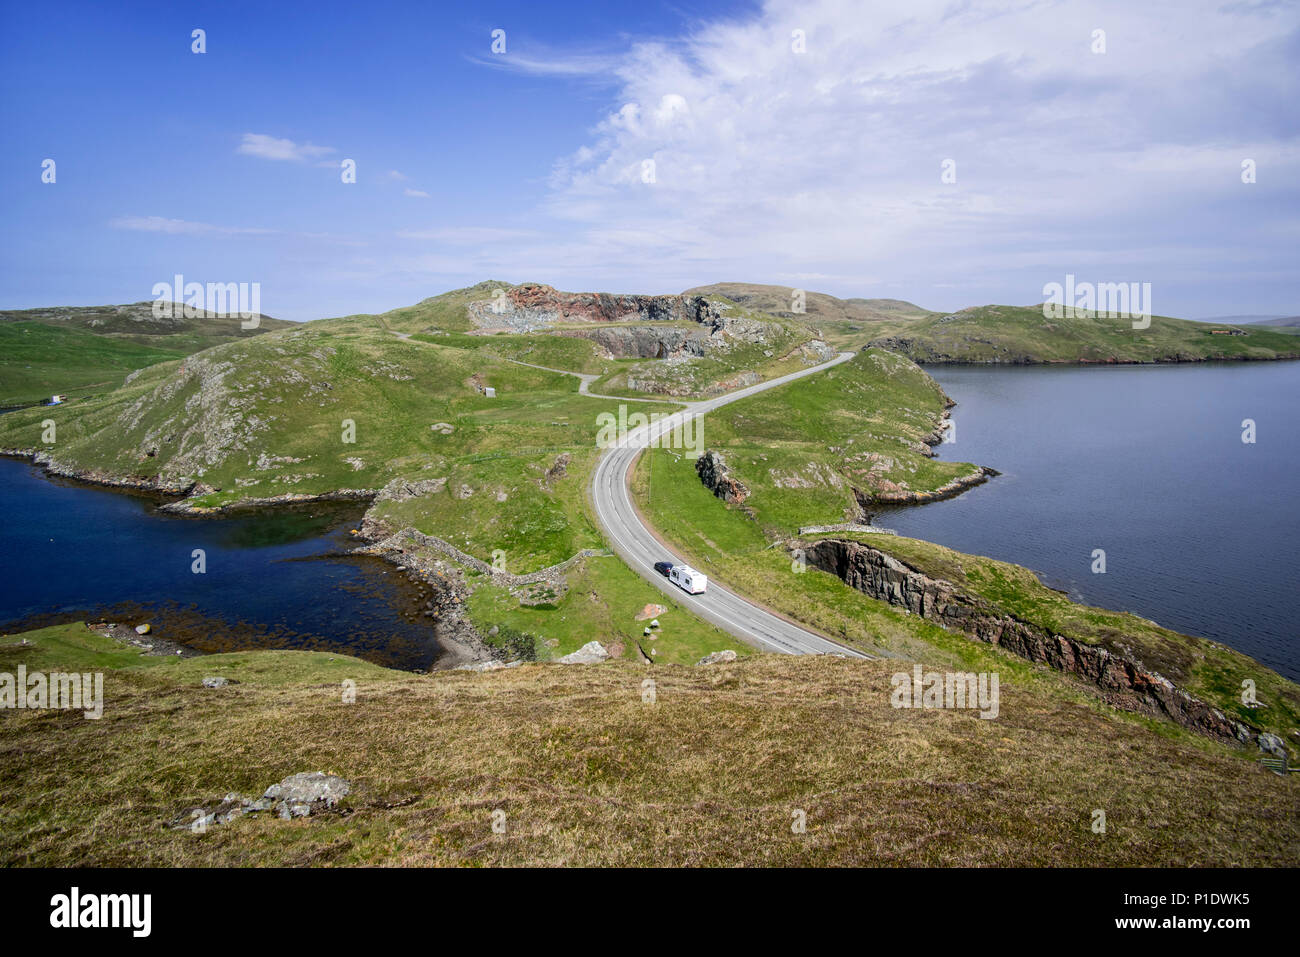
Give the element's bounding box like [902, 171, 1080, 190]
[668, 564, 708, 594]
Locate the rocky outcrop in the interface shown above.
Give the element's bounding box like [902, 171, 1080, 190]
[558, 325, 713, 359]
[850, 466, 998, 506]
[375, 475, 447, 503]
[543, 453, 571, 487]
[695, 450, 749, 504]
[801, 538, 1276, 752]
[468, 284, 722, 332]
[173, 772, 351, 830]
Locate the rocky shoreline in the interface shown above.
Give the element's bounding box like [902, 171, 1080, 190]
[798, 537, 1289, 757]
[853, 465, 1000, 506]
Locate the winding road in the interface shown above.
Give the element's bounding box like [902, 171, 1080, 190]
[391, 327, 868, 657]
[587, 353, 871, 658]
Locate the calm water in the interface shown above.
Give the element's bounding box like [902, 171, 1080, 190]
[880, 361, 1300, 680]
[0, 457, 444, 670]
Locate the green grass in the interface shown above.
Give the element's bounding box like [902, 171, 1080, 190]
[680, 348, 978, 531]
[868, 305, 1300, 363]
[0, 322, 191, 407]
[413, 330, 623, 376]
[0, 302, 294, 406]
[464, 556, 744, 665]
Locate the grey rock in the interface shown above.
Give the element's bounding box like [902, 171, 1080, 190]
[201, 676, 238, 688]
[557, 640, 611, 664]
[262, 772, 351, 811]
[697, 650, 738, 666]
[1258, 733, 1288, 760]
[134, 623, 151, 635]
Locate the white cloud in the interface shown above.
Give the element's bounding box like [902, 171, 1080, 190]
[237, 133, 336, 162]
[501, 0, 1300, 308]
[109, 216, 274, 237]
[403, 188, 432, 199]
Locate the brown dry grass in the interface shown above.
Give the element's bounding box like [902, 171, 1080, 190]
[2, 638, 1296, 867]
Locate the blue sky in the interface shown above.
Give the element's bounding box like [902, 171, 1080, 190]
[2, 0, 1297, 321]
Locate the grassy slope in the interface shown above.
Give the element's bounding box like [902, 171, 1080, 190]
[631, 353, 1300, 745]
[2, 621, 1295, 867]
[0, 323, 189, 406]
[689, 347, 978, 530]
[867, 305, 1300, 363]
[0, 303, 293, 407]
[684, 282, 936, 351]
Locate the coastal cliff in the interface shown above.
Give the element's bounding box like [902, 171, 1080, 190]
[799, 537, 1291, 755]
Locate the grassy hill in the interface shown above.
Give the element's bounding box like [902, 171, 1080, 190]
[0, 313, 749, 664]
[1, 620, 1295, 867]
[866, 304, 1300, 364]
[682, 285, 1300, 362]
[685, 282, 935, 350]
[680, 347, 981, 531]
[0, 301, 291, 407]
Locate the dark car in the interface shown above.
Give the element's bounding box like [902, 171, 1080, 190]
[653, 561, 674, 577]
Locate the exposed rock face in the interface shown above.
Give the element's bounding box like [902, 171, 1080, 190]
[558, 325, 713, 359]
[795, 339, 836, 364]
[801, 538, 1274, 751]
[696, 450, 749, 504]
[467, 284, 721, 332]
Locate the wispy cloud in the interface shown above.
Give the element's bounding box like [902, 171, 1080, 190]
[109, 216, 275, 237]
[397, 227, 540, 243]
[403, 188, 432, 199]
[467, 45, 623, 78]
[237, 132, 336, 162]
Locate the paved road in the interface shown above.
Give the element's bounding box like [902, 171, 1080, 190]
[589, 353, 871, 657]
[389, 328, 868, 657]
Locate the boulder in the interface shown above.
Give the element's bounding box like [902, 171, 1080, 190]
[557, 641, 611, 664]
[696, 450, 749, 504]
[697, 649, 739, 666]
[201, 676, 239, 689]
[263, 772, 351, 820]
[134, 623, 151, 635]
[1258, 733, 1289, 760]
